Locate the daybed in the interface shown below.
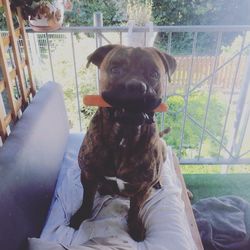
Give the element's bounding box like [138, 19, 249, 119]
[0, 82, 203, 250]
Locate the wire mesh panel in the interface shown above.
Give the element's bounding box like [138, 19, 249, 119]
[26, 23, 250, 165]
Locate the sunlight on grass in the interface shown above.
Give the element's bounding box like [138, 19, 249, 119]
[181, 165, 221, 174]
[181, 165, 250, 174]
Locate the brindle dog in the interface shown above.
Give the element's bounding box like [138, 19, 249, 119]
[70, 45, 176, 241]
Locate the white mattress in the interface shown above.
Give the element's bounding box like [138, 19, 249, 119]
[28, 133, 197, 250]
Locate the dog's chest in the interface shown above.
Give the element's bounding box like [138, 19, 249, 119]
[84, 109, 160, 197]
[100, 124, 154, 196]
[104, 176, 128, 192]
[103, 135, 138, 181]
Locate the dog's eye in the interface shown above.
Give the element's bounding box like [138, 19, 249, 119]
[110, 66, 122, 75]
[149, 71, 160, 80]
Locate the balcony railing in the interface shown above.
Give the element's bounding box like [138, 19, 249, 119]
[24, 18, 250, 165]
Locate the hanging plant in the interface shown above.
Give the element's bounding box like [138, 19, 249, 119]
[10, 0, 64, 31]
[63, 0, 73, 12]
[126, 0, 153, 26]
[123, 0, 157, 47]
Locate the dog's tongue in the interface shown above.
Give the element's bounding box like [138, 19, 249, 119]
[102, 91, 161, 113]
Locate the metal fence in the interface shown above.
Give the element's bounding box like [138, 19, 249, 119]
[26, 18, 250, 165]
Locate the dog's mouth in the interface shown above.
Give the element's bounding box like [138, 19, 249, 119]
[102, 90, 161, 113]
[102, 90, 160, 125]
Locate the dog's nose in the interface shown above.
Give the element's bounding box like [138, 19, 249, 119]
[126, 79, 147, 94]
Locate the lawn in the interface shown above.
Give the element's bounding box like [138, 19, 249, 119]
[184, 173, 250, 204]
[181, 164, 250, 174]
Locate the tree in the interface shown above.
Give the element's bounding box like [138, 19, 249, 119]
[152, 0, 250, 26]
[65, 0, 250, 27]
[152, 0, 250, 55]
[63, 0, 126, 26]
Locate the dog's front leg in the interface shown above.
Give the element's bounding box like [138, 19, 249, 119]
[70, 172, 97, 229]
[128, 191, 149, 242]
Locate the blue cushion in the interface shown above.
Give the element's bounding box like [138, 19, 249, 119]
[0, 82, 69, 250]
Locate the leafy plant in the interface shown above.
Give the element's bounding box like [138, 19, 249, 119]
[221, 32, 250, 59]
[63, 0, 125, 26]
[157, 92, 227, 158]
[10, 0, 61, 22]
[126, 0, 153, 26]
[0, 7, 7, 29]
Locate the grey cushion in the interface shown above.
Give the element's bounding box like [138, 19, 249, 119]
[0, 82, 69, 250]
[193, 196, 250, 250]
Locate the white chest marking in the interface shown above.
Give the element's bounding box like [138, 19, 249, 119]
[119, 138, 126, 147]
[104, 176, 128, 192]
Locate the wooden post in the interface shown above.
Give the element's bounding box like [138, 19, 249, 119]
[0, 36, 18, 141]
[3, 0, 28, 108]
[17, 7, 36, 96]
[0, 38, 18, 117]
[0, 94, 7, 142]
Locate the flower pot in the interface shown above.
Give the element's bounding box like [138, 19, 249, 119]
[122, 21, 157, 47]
[64, 0, 73, 12]
[29, 0, 64, 32]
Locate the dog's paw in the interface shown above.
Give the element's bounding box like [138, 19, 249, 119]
[128, 219, 146, 242]
[187, 189, 194, 199]
[69, 208, 91, 229]
[69, 212, 83, 229]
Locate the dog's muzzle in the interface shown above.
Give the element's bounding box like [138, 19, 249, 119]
[102, 80, 160, 125]
[102, 90, 161, 113]
[102, 78, 161, 112]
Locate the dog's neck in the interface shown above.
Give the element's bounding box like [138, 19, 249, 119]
[107, 107, 155, 126]
[99, 108, 157, 148]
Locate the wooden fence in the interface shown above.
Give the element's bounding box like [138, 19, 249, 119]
[171, 55, 247, 90]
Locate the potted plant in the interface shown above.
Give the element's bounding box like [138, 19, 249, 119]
[10, 0, 65, 32]
[123, 0, 157, 47]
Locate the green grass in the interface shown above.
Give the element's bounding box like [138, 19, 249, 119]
[181, 165, 250, 174]
[184, 174, 250, 204]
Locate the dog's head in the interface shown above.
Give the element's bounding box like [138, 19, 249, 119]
[87, 45, 176, 113]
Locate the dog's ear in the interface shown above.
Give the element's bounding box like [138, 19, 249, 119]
[155, 49, 177, 82]
[87, 45, 120, 68]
